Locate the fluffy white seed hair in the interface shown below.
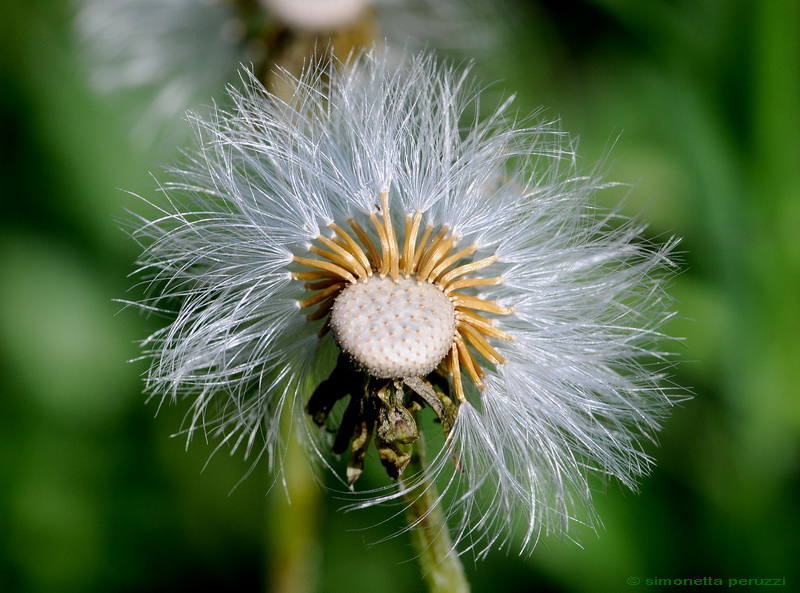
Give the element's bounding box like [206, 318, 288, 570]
[131, 49, 681, 555]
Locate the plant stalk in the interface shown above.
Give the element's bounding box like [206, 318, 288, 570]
[266, 426, 321, 593]
[402, 430, 471, 593]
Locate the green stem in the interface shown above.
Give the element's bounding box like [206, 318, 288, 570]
[402, 431, 471, 593]
[266, 427, 321, 593]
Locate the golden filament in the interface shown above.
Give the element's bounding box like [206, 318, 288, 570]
[293, 191, 513, 402]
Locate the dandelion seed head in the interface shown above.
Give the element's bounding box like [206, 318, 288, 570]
[131, 49, 682, 556]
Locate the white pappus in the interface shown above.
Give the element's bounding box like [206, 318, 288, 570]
[130, 49, 682, 556]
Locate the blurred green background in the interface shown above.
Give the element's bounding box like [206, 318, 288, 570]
[1, 1, 798, 592]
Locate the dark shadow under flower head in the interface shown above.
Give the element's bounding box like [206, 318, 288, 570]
[131, 49, 682, 555]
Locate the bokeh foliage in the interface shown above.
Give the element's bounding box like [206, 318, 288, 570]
[1, 1, 798, 592]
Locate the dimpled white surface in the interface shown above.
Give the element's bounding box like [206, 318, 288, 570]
[330, 276, 456, 378]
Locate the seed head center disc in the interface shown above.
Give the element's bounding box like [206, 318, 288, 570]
[330, 276, 456, 378]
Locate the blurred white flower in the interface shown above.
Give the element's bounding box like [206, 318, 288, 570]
[74, 0, 502, 142]
[261, 0, 370, 31]
[74, 0, 245, 141]
[261, 0, 497, 45]
[131, 50, 681, 555]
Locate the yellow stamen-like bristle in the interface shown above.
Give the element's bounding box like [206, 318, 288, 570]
[305, 277, 343, 291]
[298, 283, 344, 308]
[451, 292, 513, 315]
[429, 244, 477, 284]
[445, 276, 502, 292]
[312, 237, 369, 279]
[329, 223, 372, 270]
[293, 270, 338, 282]
[348, 218, 381, 269]
[293, 256, 357, 284]
[458, 322, 507, 365]
[306, 296, 337, 321]
[418, 233, 458, 281]
[455, 334, 485, 388]
[438, 255, 498, 288]
[457, 308, 514, 341]
[415, 227, 450, 277]
[322, 228, 372, 277]
[379, 191, 399, 281]
[447, 344, 466, 403]
[410, 224, 434, 273]
[401, 211, 423, 276]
